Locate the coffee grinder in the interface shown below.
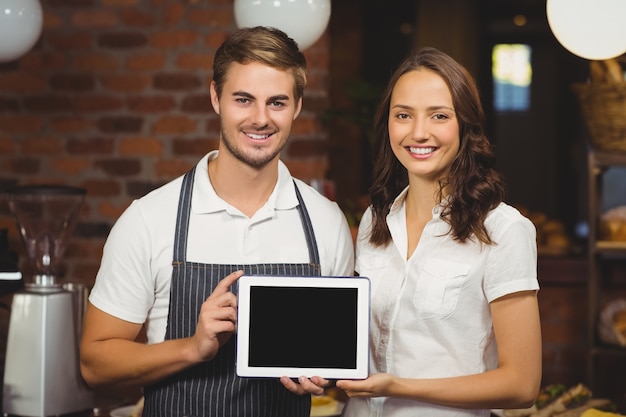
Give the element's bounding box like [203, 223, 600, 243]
[2, 185, 94, 416]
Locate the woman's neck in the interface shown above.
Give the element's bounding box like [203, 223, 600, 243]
[404, 178, 445, 259]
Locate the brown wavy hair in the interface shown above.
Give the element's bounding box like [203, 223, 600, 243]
[368, 47, 505, 246]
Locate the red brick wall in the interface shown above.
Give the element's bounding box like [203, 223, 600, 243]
[0, 0, 331, 286]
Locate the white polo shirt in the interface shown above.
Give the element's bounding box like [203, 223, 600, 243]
[343, 187, 538, 417]
[89, 151, 355, 344]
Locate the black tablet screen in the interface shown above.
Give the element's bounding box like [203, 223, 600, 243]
[247, 286, 358, 369]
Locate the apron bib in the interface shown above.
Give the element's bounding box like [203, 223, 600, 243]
[143, 167, 321, 417]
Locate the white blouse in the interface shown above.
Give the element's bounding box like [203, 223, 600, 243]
[343, 187, 539, 417]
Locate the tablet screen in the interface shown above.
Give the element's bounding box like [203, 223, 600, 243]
[236, 275, 370, 380]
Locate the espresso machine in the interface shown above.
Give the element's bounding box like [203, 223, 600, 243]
[2, 185, 94, 416]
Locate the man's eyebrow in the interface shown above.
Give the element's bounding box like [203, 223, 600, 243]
[267, 94, 290, 102]
[230, 92, 290, 102]
[232, 90, 254, 99]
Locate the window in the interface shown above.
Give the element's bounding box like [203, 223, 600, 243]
[492, 44, 532, 112]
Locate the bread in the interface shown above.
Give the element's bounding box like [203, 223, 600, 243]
[600, 220, 626, 241]
[310, 395, 339, 417]
[504, 384, 596, 417]
[524, 210, 571, 255]
[614, 309, 626, 340]
[599, 299, 626, 347]
[600, 206, 626, 241]
[581, 408, 626, 417]
[551, 398, 612, 417]
[504, 384, 622, 417]
[541, 220, 565, 235]
[531, 383, 591, 417]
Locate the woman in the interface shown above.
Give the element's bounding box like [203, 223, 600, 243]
[337, 47, 542, 417]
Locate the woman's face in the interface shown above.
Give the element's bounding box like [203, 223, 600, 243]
[388, 68, 460, 183]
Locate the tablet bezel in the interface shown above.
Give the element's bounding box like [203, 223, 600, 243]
[236, 275, 370, 380]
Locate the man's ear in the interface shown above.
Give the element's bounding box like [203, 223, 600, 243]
[293, 96, 303, 120]
[210, 81, 220, 115]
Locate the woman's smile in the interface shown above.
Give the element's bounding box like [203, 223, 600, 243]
[407, 146, 438, 157]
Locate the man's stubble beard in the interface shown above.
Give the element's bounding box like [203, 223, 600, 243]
[220, 125, 287, 170]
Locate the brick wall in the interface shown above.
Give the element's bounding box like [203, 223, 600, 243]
[0, 0, 331, 285]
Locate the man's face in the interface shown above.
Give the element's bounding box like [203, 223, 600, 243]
[210, 61, 302, 169]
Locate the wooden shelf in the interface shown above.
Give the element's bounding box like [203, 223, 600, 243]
[586, 148, 626, 397]
[594, 241, 626, 253]
[590, 150, 626, 167]
[590, 345, 626, 356]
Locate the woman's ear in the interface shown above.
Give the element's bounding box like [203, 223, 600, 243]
[210, 81, 220, 115]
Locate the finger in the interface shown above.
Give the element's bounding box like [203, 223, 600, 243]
[216, 292, 238, 308]
[335, 380, 368, 398]
[209, 305, 237, 322]
[204, 292, 237, 309]
[214, 270, 244, 295]
[220, 269, 244, 290]
[335, 380, 350, 391]
[310, 376, 332, 388]
[199, 297, 237, 322]
[280, 376, 306, 395]
[298, 376, 324, 396]
[207, 320, 237, 335]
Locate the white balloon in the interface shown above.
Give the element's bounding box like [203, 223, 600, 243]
[0, 0, 43, 62]
[547, 0, 626, 60]
[234, 0, 331, 51]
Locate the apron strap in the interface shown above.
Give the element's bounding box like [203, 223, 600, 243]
[172, 167, 195, 263]
[293, 180, 320, 266]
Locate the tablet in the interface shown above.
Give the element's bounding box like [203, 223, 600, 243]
[236, 275, 370, 380]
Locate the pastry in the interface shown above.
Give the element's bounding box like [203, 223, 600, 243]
[311, 395, 339, 417]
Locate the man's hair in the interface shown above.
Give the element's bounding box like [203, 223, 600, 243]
[212, 26, 307, 101]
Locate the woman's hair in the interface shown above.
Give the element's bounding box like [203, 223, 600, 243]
[212, 26, 307, 102]
[368, 47, 505, 246]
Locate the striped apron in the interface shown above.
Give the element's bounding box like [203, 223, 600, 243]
[143, 167, 320, 417]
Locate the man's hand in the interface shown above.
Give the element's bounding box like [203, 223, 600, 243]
[280, 375, 331, 396]
[191, 270, 243, 362]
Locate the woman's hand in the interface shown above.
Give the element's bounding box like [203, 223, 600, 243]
[336, 373, 394, 398]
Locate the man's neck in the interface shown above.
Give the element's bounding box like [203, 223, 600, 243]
[208, 154, 280, 218]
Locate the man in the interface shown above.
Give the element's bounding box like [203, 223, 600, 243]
[80, 26, 355, 417]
